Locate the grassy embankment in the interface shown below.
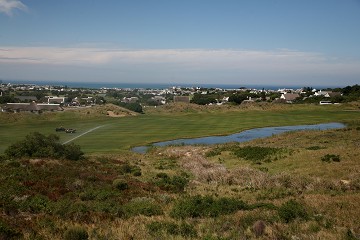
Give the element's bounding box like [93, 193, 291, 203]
[1, 103, 359, 154]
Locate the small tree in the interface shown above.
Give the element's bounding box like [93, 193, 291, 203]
[62, 143, 84, 161]
[228, 94, 248, 104]
[5, 132, 84, 160]
[278, 199, 308, 223]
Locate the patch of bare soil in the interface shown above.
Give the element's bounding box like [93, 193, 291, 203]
[106, 111, 126, 117]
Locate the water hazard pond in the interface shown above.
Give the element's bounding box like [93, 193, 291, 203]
[132, 122, 345, 154]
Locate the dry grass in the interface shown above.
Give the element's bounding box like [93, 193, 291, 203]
[158, 144, 358, 194]
[305, 194, 360, 228]
[145, 101, 318, 116]
[64, 103, 138, 117]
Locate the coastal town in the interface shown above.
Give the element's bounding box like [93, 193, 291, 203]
[0, 81, 351, 113]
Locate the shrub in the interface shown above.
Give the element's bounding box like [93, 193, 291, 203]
[178, 222, 197, 238]
[306, 146, 326, 150]
[154, 173, 189, 193]
[133, 169, 142, 176]
[63, 227, 89, 240]
[5, 132, 83, 160]
[205, 147, 223, 157]
[321, 154, 341, 163]
[0, 155, 7, 162]
[37, 217, 58, 235]
[0, 220, 22, 239]
[92, 200, 123, 215]
[62, 143, 84, 161]
[119, 163, 142, 176]
[278, 199, 308, 223]
[345, 229, 359, 240]
[170, 195, 249, 219]
[79, 190, 96, 201]
[112, 179, 128, 191]
[57, 202, 90, 221]
[155, 158, 178, 170]
[233, 146, 283, 163]
[191, 93, 217, 105]
[21, 194, 50, 213]
[147, 221, 197, 238]
[122, 197, 163, 217]
[119, 163, 133, 174]
[146, 221, 163, 235]
[116, 102, 143, 113]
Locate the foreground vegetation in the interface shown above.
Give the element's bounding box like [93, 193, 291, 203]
[0, 102, 360, 239]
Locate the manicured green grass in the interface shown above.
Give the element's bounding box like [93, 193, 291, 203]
[1, 104, 360, 154]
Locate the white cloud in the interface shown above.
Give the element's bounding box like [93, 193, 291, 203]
[0, 0, 27, 16]
[0, 47, 337, 67]
[0, 46, 359, 85]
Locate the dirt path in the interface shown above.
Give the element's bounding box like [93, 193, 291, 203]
[62, 125, 105, 144]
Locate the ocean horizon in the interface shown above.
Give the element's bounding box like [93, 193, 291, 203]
[2, 80, 343, 91]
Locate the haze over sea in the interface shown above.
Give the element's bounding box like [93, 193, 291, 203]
[5, 80, 342, 91]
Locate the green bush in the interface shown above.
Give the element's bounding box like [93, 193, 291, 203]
[146, 221, 163, 234]
[112, 179, 128, 191]
[119, 163, 132, 174]
[233, 146, 283, 163]
[79, 187, 119, 201]
[0, 220, 22, 239]
[119, 163, 142, 176]
[5, 132, 84, 160]
[191, 93, 217, 105]
[278, 199, 308, 223]
[205, 147, 223, 157]
[306, 146, 326, 150]
[133, 169, 142, 176]
[62, 143, 84, 161]
[147, 221, 197, 238]
[155, 158, 178, 170]
[122, 197, 163, 217]
[177, 222, 197, 238]
[92, 200, 123, 216]
[116, 102, 143, 113]
[63, 227, 89, 240]
[228, 93, 248, 104]
[208, 145, 286, 163]
[321, 154, 341, 163]
[52, 201, 90, 221]
[345, 228, 359, 240]
[21, 194, 50, 213]
[170, 195, 249, 219]
[154, 173, 189, 193]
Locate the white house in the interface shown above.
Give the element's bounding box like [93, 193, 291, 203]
[46, 96, 66, 104]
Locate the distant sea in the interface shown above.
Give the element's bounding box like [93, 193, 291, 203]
[4, 80, 338, 90]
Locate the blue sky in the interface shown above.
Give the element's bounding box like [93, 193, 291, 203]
[1, 0, 360, 87]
